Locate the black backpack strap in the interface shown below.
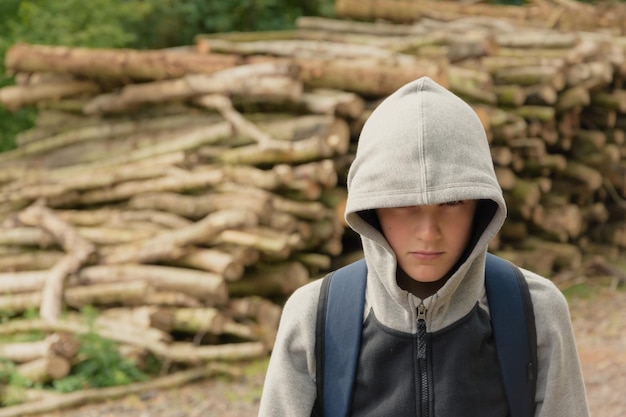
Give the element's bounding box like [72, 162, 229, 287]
[313, 258, 367, 417]
[485, 253, 538, 417]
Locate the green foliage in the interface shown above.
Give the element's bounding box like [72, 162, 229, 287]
[132, 0, 335, 48]
[51, 306, 151, 392]
[1, 307, 155, 397]
[7, 0, 154, 48]
[0, 0, 335, 153]
[0, 357, 43, 406]
[0, 308, 42, 343]
[0, 0, 157, 152]
[52, 330, 150, 392]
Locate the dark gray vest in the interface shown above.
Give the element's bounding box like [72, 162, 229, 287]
[349, 305, 509, 417]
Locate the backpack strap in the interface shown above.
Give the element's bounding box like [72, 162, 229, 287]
[313, 258, 367, 417]
[485, 253, 538, 417]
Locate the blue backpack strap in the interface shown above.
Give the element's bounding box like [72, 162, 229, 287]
[485, 253, 538, 417]
[313, 258, 367, 417]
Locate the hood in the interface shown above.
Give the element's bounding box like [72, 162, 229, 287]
[345, 76, 507, 332]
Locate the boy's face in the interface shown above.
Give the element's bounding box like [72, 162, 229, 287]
[377, 200, 478, 284]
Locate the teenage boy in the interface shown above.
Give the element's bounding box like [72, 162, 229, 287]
[258, 77, 590, 416]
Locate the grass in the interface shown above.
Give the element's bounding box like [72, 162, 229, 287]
[222, 356, 269, 404]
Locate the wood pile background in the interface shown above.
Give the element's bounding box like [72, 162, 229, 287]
[0, 0, 626, 406]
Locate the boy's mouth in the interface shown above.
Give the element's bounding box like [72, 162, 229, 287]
[410, 251, 444, 260]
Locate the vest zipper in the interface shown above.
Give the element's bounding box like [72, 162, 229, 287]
[417, 302, 429, 417]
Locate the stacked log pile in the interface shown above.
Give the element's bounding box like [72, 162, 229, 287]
[0, 0, 625, 406]
[0, 55, 358, 396]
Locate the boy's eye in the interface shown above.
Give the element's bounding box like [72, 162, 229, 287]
[441, 200, 464, 207]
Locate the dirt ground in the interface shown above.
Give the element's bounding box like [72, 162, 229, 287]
[29, 282, 626, 417]
[568, 283, 626, 417]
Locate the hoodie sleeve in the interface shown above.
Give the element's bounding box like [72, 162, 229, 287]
[525, 270, 591, 417]
[258, 279, 321, 417]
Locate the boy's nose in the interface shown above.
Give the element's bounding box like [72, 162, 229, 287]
[414, 211, 441, 241]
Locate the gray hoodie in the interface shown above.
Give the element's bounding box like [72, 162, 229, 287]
[258, 77, 589, 416]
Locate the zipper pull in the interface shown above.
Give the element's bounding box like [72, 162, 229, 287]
[417, 302, 427, 323]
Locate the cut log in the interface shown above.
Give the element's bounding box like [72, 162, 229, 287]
[293, 55, 449, 97]
[0, 115, 214, 165]
[499, 220, 528, 242]
[4, 43, 241, 81]
[0, 316, 171, 348]
[161, 307, 227, 334]
[142, 291, 203, 308]
[518, 237, 583, 270]
[77, 264, 228, 304]
[0, 250, 63, 273]
[64, 280, 153, 308]
[210, 227, 301, 259]
[300, 88, 366, 118]
[492, 85, 526, 106]
[504, 178, 542, 220]
[495, 249, 555, 277]
[16, 354, 70, 384]
[495, 30, 578, 49]
[216, 117, 351, 165]
[531, 204, 584, 242]
[566, 61, 613, 90]
[50, 168, 224, 207]
[17, 205, 95, 322]
[335, 0, 535, 24]
[0, 81, 101, 112]
[495, 167, 517, 191]
[590, 89, 626, 113]
[494, 64, 566, 90]
[196, 93, 296, 150]
[57, 208, 193, 230]
[128, 190, 271, 220]
[508, 105, 555, 123]
[227, 261, 309, 298]
[555, 86, 590, 112]
[0, 364, 234, 417]
[205, 38, 401, 60]
[0, 333, 79, 363]
[159, 341, 266, 363]
[45, 124, 232, 175]
[99, 209, 257, 264]
[168, 248, 244, 281]
[85, 66, 301, 115]
[295, 15, 421, 36]
[0, 281, 152, 313]
[481, 55, 566, 72]
[561, 161, 604, 192]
